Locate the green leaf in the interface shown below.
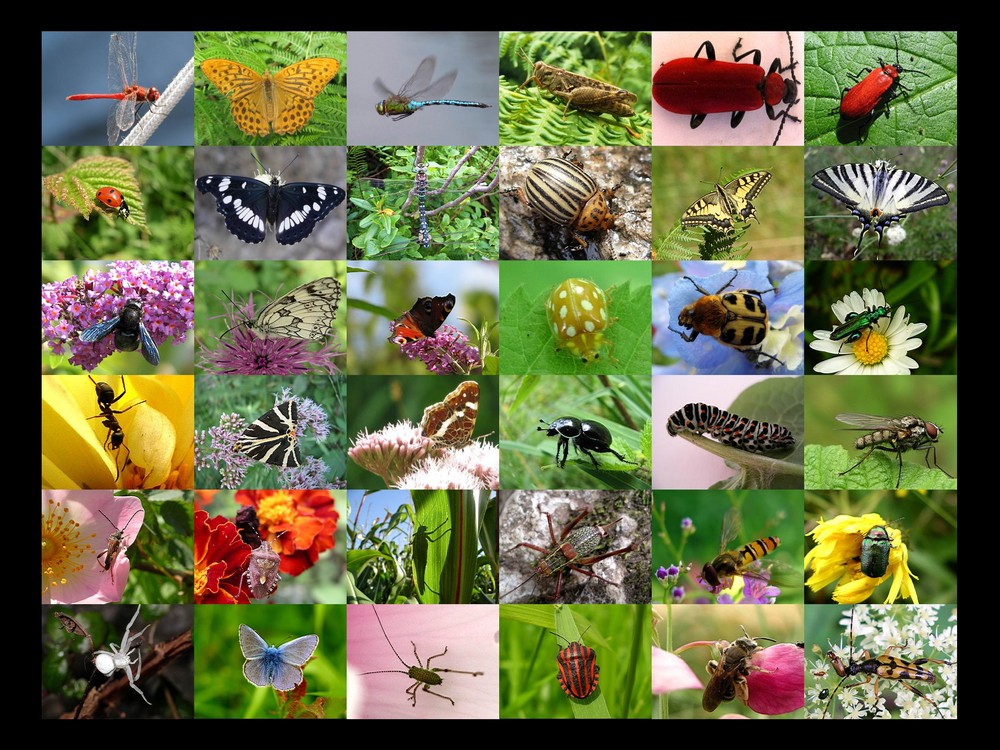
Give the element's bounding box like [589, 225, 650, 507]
[805, 444, 957, 490]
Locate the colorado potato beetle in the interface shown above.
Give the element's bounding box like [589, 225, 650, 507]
[512, 156, 621, 247]
[545, 278, 616, 364]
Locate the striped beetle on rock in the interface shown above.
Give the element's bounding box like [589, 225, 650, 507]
[506, 155, 622, 249]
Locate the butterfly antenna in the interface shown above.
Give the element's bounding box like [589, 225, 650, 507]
[278, 153, 301, 176]
[219, 289, 254, 339]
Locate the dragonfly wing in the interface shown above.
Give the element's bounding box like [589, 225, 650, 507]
[414, 69, 458, 102]
[397, 55, 438, 98]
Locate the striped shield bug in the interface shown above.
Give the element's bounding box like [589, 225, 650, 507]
[820, 606, 956, 719]
[552, 625, 599, 700]
[653, 32, 801, 145]
[357, 606, 483, 708]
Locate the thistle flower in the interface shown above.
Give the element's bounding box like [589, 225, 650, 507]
[198, 293, 344, 376]
[397, 325, 482, 375]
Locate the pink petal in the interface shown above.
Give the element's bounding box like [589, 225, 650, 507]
[652, 647, 704, 694]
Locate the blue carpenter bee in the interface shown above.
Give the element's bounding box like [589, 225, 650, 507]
[79, 298, 159, 366]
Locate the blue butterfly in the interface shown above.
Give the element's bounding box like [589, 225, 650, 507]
[238, 624, 319, 691]
[196, 168, 345, 245]
[79, 298, 160, 366]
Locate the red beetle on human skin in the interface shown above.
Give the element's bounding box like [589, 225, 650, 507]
[96, 186, 129, 220]
[652, 32, 802, 146]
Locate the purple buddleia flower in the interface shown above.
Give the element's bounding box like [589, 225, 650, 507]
[41, 261, 194, 371]
[398, 325, 482, 375]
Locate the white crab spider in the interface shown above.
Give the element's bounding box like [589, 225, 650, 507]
[93, 605, 152, 705]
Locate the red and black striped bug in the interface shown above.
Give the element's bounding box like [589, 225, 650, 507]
[553, 626, 599, 700]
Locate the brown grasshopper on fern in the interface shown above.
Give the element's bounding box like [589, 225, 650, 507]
[517, 48, 638, 122]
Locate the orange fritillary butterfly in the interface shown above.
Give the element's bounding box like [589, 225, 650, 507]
[201, 57, 339, 136]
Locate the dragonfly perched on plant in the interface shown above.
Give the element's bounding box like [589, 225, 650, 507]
[375, 56, 491, 120]
[66, 31, 160, 145]
[347, 147, 499, 260]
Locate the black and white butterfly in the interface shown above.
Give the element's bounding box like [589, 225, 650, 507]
[79, 298, 160, 366]
[236, 400, 301, 468]
[811, 159, 950, 258]
[682, 171, 772, 230]
[196, 168, 346, 245]
[232, 276, 342, 340]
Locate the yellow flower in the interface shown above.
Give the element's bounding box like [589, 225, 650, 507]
[805, 513, 918, 604]
[41, 375, 194, 490]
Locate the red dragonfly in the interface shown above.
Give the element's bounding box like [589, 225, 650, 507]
[66, 32, 160, 145]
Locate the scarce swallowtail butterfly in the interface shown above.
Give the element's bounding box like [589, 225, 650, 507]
[811, 159, 950, 258]
[682, 171, 772, 230]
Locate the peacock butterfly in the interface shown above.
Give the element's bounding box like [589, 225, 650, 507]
[388, 294, 456, 345]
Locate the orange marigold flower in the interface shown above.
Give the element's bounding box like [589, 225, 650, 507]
[194, 509, 251, 604]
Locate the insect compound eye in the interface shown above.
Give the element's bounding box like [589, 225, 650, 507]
[923, 422, 940, 439]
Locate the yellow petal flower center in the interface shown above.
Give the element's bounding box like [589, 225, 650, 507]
[852, 329, 889, 365]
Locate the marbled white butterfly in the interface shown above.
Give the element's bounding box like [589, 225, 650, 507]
[236, 276, 342, 341]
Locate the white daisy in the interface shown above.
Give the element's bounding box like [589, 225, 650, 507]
[810, 288, 927, 375]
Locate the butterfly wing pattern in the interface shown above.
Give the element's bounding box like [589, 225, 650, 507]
[196, 171, 346, 245]
[247, 277, 342, 340]
[388, 293, 456, 345]
[201, 57, 340, 136]
[420, 380, 479, 448]
[239, 624, 319, 691]
[237, 400, 301, 468]
[682, 171, 772, 230]
[811, 159, 951, 257]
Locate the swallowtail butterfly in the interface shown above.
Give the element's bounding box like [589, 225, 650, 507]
[811, 159, 950, 258]
[682, 171, 772, 230]
[235, 276, 342, 340]
[236, 400, 301, 468]
[196, 169, 345, 245]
